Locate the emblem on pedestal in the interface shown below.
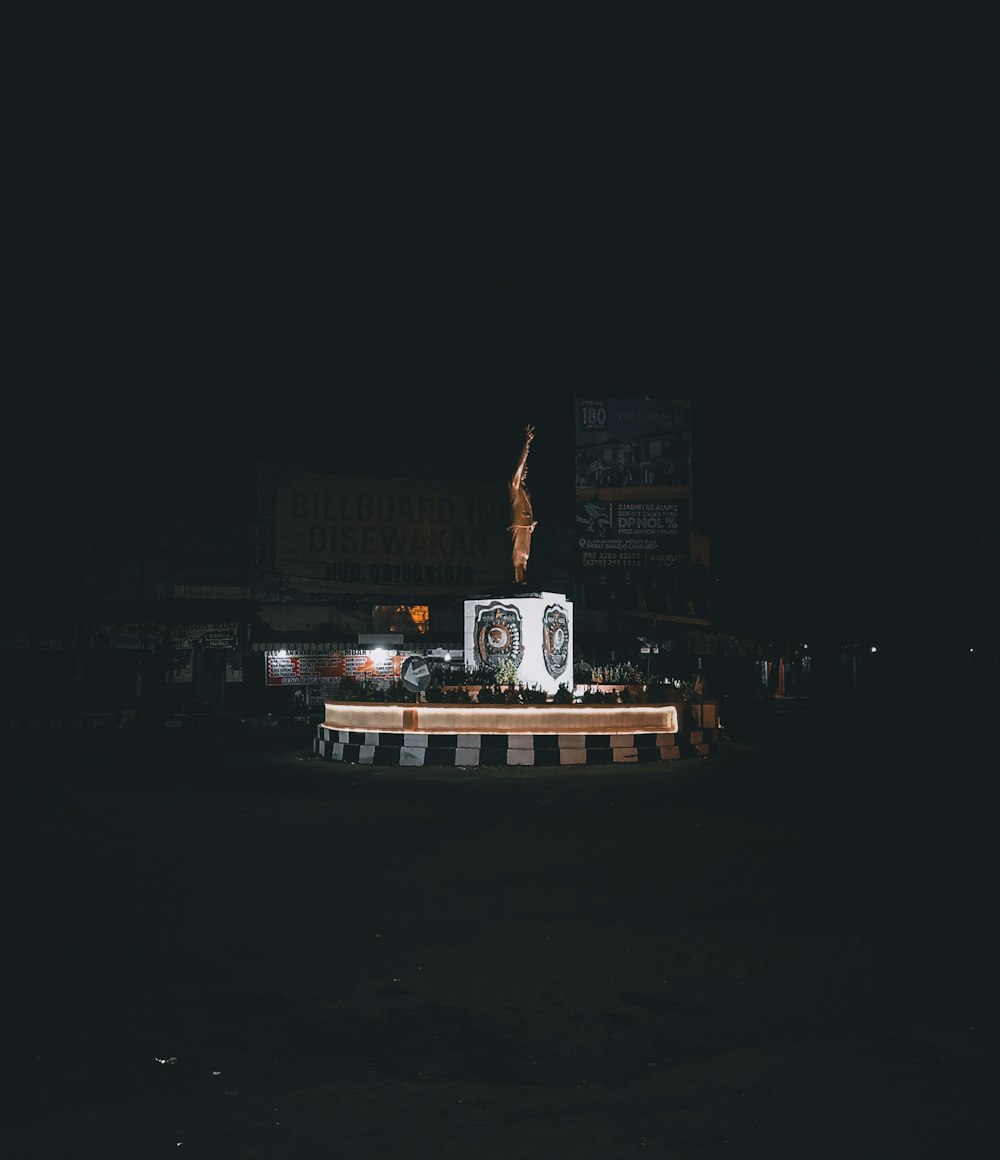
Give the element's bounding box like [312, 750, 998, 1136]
[541, 604, 569, 678]
[474, 602, 524, 673]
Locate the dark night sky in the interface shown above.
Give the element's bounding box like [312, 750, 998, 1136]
[6, 8, 996, 647]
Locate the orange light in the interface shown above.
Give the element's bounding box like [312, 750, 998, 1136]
[322, 702, 679, 736]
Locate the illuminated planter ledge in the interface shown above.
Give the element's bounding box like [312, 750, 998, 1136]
[313, 701, 690, 768]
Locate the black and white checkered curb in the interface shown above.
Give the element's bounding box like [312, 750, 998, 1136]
[312, 726, 719, 766]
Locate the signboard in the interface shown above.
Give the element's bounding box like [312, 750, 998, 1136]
[573, 398, 692, 573]
[575, 499, 690, 570]
[171, 623, 240, 648]
[167, 623, 242, 683]
[574, 398, 691, 492]
[92, 623, 162, 650]
[200, 630, 239, 649]
[257, 466, 511, 598]
[165, 621, 243, 682]
[264, 650, 404, 687]
[400, 654, 432, 693]
[33, 634, 75, 650]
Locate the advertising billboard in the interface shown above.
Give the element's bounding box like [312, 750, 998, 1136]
[264, 649, 402, 686]
[575, 498, 691, 570]
[574, 397, 691, 493]
[256, 465, 511, 598]
[573, 398, 692, 571]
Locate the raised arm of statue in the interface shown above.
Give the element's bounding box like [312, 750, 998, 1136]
[511, 423, 534, 489]
[508, 424, 537, 584]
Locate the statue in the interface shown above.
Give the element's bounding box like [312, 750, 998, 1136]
[508, 423, 537, 584]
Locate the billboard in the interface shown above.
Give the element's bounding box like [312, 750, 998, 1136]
[575, 397, 691, 492]
[574, 398, 692, 571]
[264, 649, 403, 686]
[257, 465, 511, 598]
[575, 498, 691, 569]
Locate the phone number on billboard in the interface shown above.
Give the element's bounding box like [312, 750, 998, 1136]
[325, 563, 477, 585]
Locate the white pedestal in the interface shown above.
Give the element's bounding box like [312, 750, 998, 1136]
[464, 591, 574, 695]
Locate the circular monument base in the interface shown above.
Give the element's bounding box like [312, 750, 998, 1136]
[313, 701, 696, 767]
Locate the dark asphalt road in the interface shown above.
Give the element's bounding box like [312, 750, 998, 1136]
[1, 706, 996, 1158]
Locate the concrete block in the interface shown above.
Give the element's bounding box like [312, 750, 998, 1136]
[560, 748, 587, 764]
